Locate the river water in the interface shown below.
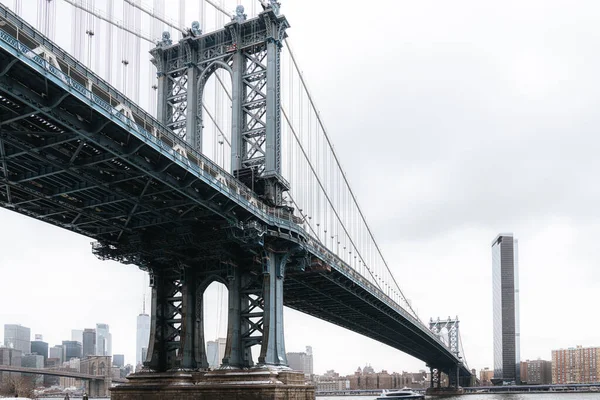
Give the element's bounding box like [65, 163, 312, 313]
[33, 394, 600, 400]
[317, 394, 600, 400]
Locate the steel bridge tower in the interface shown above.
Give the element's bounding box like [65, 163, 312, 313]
[428, 317, 467, 391]
[151, 5, 289, 208]
[142, 5, 293, 373]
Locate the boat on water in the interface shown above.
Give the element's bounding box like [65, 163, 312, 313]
[376, 387, 425, 399]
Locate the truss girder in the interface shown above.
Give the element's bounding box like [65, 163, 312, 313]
[0, 66, 236, 240]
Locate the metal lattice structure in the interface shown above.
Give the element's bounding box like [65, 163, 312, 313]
[430, 317, 461, 358]
[151, 9, 289, 207]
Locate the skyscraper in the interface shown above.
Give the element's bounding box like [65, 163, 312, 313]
[3, 324, 31, 354]
[96, 323, 112, 356]
[113, 354, 125, 368]
[31, 335, 49, 364]
[82, 328, 96, 357]
[136, 302, 150, 367]
[49, 345, 64, 364]
[207, 341, 219, 369]
[206, 338, 227, 369]
[62, 340, 82, 361]
[286, 346, 314, 380]
[492, 234, 520, 384]
[71, 329, 84, 344]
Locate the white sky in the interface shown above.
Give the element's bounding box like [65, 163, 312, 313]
[1, 0, 600, 377]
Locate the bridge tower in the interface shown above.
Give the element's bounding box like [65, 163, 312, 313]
[111, 4, 313, 400]
[427, 317, 467, 395]
[150, 4, 289, 208]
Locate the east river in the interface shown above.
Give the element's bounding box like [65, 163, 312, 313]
[317, 395, 600, 400]
[32, 394, 599, 400]
[31, 394, 600, 400]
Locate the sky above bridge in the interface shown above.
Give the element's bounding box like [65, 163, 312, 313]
[1, 0, 599, 376]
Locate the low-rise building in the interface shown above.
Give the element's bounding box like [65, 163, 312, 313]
[479, 367, 494, 386]
[316, 379, 349, 391]
[522, 359, 552, 385]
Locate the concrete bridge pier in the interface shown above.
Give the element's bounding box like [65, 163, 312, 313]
[426, 364, 465, 397]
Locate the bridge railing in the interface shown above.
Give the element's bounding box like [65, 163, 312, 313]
[0, 13, 457, 361]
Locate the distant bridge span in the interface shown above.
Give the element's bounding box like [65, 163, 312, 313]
[0, 365, 126, 383]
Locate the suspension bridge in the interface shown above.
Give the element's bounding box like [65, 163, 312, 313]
[0, 0, 474, 398]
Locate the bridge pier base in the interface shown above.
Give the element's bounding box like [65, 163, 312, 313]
[110, 368, 315, 400]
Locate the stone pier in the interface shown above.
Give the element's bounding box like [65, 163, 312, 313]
[111, 368, 314, 400]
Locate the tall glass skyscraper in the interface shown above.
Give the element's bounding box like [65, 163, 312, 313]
[3, 324, 31, 354]
[82, 328, 96, 357]
[492, 234, 520, 384]
[136, 313, 150, 367]
[96, 323, 112, 356]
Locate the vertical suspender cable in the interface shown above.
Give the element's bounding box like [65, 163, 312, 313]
[106, 0, 114, 83]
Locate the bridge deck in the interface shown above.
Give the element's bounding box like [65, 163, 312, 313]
[0, 5, 469, 377]
[0, 365, 126, 383]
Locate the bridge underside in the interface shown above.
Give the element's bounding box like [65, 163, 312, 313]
[0, 7, 471, 383]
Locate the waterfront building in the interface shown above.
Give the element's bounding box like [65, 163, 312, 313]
[136, 311, 150, 367]
[83, 328, 96, 357]
[479, 368, 494, 386]
[96, 323, 112, 356]
[316, 379, 349, 391]
[491, 234, 520, 384]
[286, 346, 314, 380]
[552, 346, 600, 384]
[526, 359, 552, 384]
[62, 340, 82, 361]
[113, 354, 125, 368]
[3, 324, 31, 354]
[347, 367, 425, 390]
[30, 337, 48, 363]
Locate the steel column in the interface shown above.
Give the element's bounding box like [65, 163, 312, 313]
[258, 250, 288, 366]
[264, 17, 280, 177]
[223, 265, 243, 368]
[194, 280, 209, 370]
[186, 63, 200, 150]
[230, 50, 244, 173]
[177, 267, 197, 370]
[144, 271, 166, 371]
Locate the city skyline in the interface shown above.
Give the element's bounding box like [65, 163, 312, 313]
[1, 0, 600, 376]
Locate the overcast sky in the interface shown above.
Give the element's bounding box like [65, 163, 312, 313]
[1, 0, 600, 377]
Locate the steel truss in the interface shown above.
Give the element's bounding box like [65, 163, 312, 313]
[430, 317, 460, 358]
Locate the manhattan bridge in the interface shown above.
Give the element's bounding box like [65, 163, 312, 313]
[0, 0, 474, 397]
